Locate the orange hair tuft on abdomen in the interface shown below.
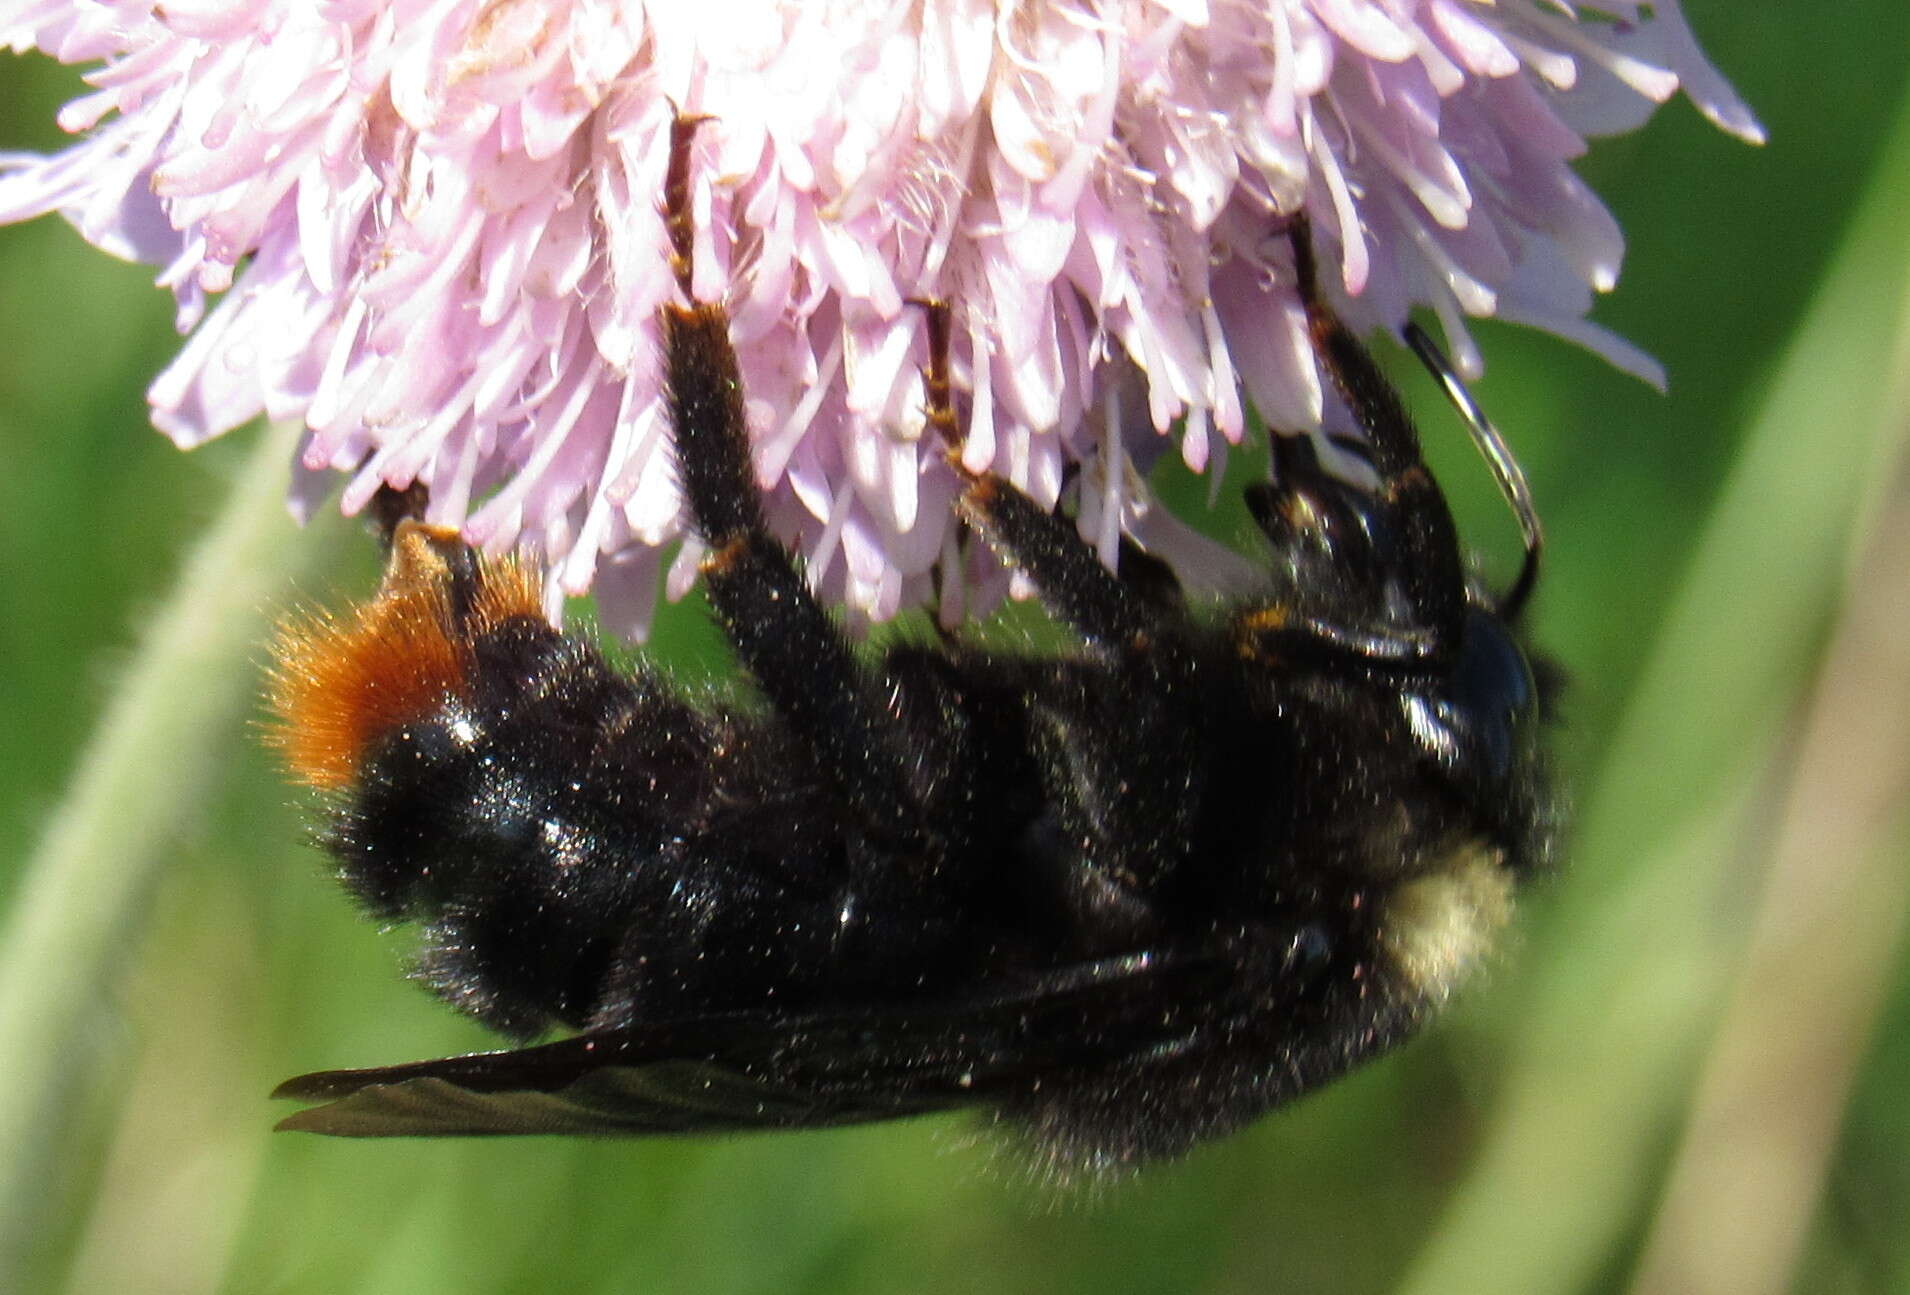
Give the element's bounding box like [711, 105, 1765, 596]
[266, 523, 544, 791]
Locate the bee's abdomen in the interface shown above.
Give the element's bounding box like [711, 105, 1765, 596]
[317, 612, 694, 1030]
[271, 528, 847, 1037]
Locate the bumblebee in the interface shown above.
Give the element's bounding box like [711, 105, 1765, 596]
[267, 116, 1557, 1176]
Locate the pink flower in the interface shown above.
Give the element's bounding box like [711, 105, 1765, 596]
[0, 0, 1759, 632]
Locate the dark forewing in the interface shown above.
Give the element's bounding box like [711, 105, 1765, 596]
[273, 951, 1229, 1137]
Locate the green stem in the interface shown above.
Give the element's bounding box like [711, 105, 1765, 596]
[0, 423, 325, 1277]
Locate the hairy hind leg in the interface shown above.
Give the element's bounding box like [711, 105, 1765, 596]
[660, 114, 927, 853]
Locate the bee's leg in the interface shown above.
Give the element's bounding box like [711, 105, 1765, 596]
[1283, 213, 1464, 644]
[1112, 536, 1185, 616]
[915, 301, 1202, 898]
[913, 300, 1168, 649]
[1052, 460, 1186, 616]
[661, 116, 926, 851]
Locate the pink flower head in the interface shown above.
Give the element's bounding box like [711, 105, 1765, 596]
[0, 1, 1759, 633]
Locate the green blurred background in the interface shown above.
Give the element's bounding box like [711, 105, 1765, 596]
[4, 6, 1910, 1292]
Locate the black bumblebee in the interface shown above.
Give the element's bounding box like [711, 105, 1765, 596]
[267, 115, 1557, 1177]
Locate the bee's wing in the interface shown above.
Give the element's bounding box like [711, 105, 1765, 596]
[272, 951, 1226, 1137]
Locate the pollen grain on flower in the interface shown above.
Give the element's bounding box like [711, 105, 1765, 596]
[0, 0, 1759, 633]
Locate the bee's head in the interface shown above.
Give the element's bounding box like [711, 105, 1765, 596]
[1235, 327, 1560, 894]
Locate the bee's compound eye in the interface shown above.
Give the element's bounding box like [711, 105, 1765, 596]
[1453, 609, 1536, 733]
[1400, 609, 1537, 784]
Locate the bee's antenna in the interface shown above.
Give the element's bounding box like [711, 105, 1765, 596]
[1403, 322, 1542, 620]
